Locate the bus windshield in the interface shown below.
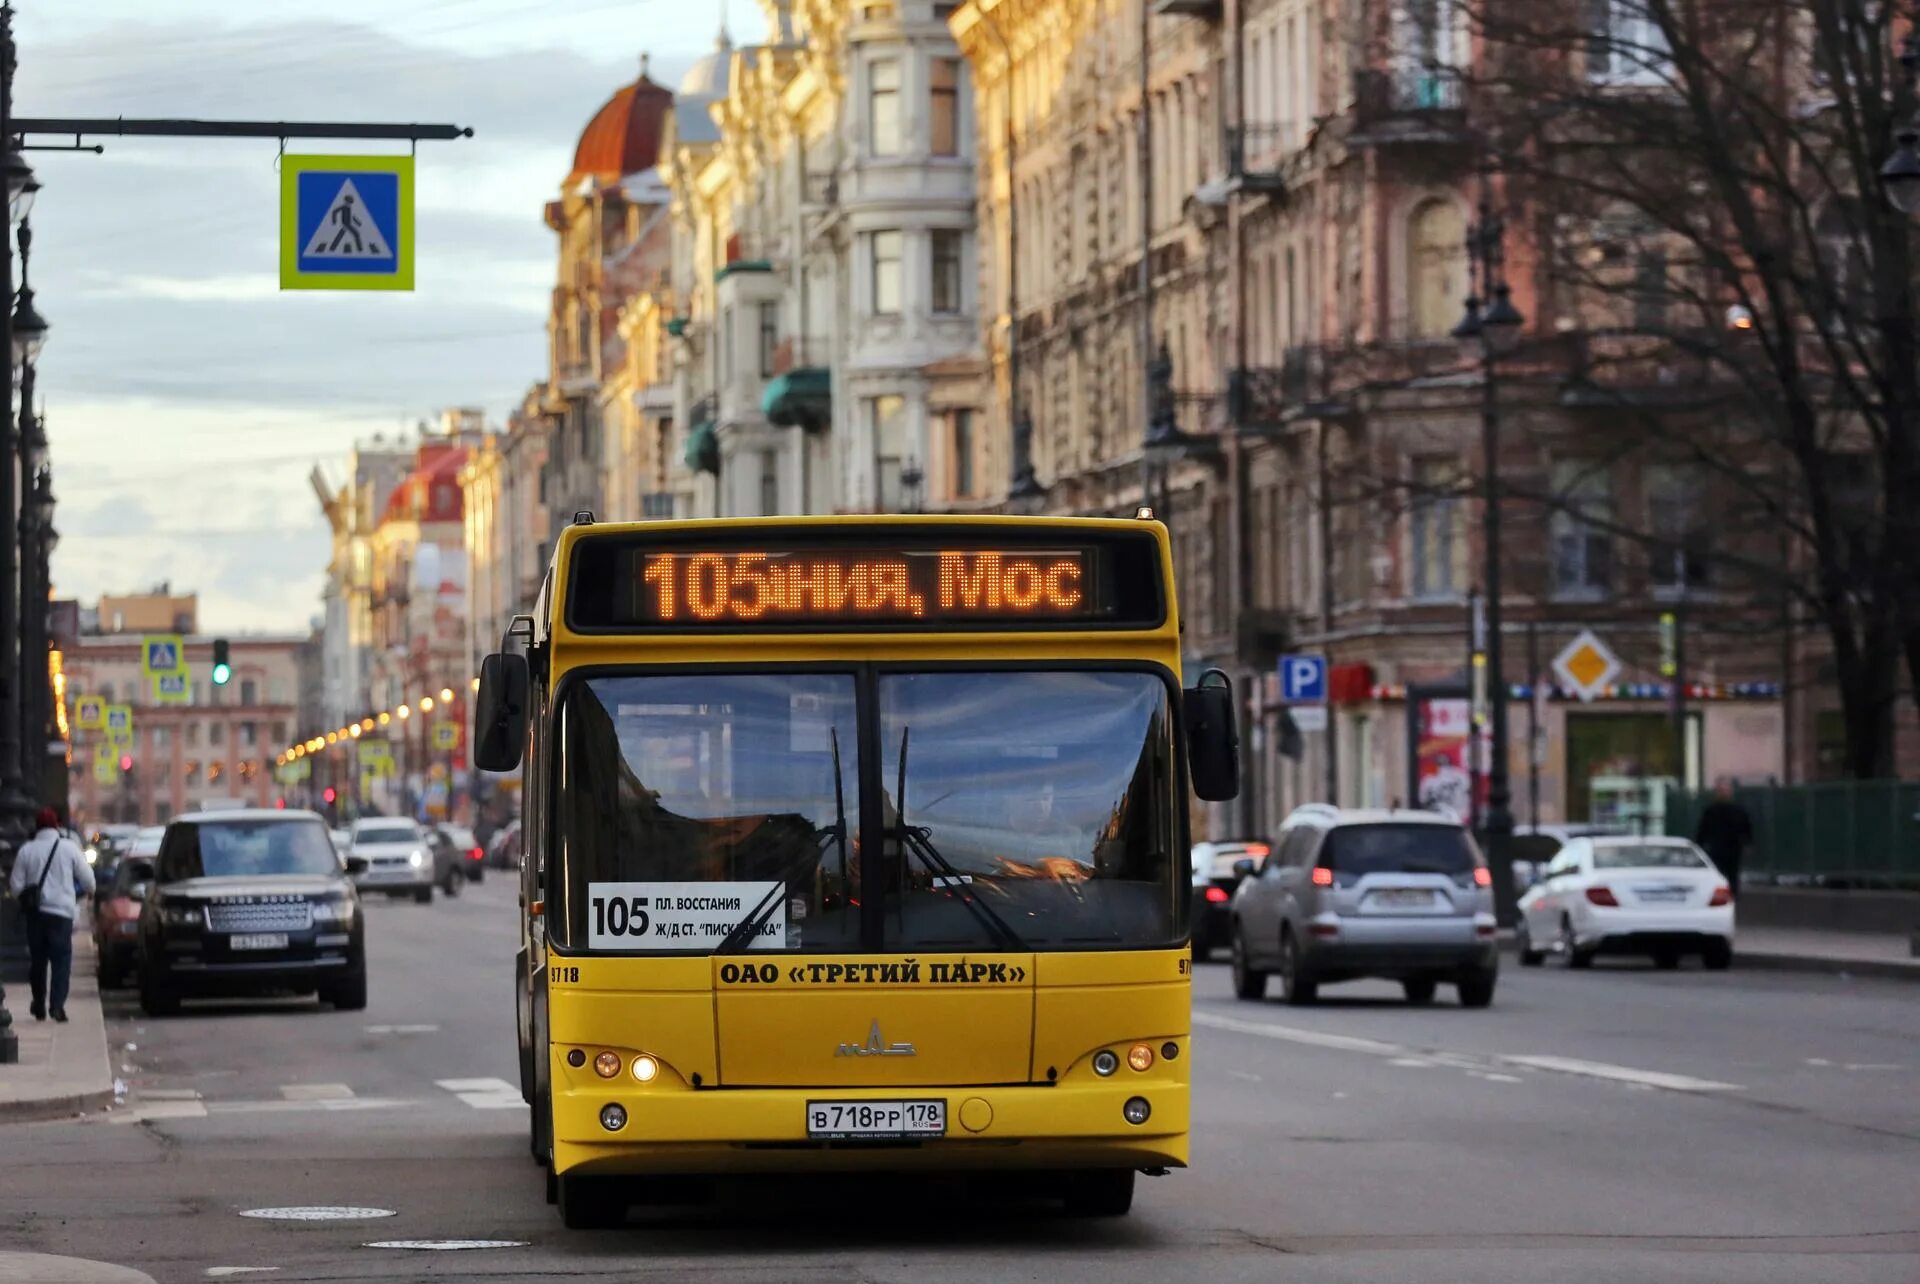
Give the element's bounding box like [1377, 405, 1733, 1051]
[551, 669, 1180, 953]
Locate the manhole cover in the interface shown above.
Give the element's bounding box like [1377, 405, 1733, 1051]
[240, 1206, 397, 1221]
[365, 1240, 528, 1251]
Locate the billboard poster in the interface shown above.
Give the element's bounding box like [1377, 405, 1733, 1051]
[1414, 698, 1488, 824]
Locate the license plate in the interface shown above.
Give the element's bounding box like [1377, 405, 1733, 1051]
[806, 1099, 946, 1140]
[230, 933, 288, 951]
[1373, 889, 1435, 908]
[1636, 889, 1688, 903]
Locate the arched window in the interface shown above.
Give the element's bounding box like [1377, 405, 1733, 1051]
[1408, 199, 1468, 338]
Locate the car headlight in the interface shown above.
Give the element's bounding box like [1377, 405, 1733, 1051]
[408, 849, 426, 868]
[311, 898, 356, 924]
[162, 903, 204, 928]
[85, 847, 99, 866]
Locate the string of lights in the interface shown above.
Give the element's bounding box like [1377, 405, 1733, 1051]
[275, 676, 479, 767]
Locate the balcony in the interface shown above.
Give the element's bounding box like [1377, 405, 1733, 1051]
[1153, 0, 1222, 16]
[1350, 68, 1469, 146]
[1225, 124, 1288, 196]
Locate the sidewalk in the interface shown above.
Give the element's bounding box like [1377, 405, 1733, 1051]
[0, 921, 116, 1123]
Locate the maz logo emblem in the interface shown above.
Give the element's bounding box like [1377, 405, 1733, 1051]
[836, 1021, 915, 1057]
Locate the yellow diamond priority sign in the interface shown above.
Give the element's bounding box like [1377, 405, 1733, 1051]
[1553, 629, 1621, 703]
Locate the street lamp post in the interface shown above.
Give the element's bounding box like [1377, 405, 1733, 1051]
[1453, 183, 1524, 927]
[0, 3, 38, 840]
[1880, 14, 1920, 214]
[15, 217, 48, 786]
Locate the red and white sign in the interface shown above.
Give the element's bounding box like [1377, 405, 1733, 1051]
[1415, 698, 1489, 824]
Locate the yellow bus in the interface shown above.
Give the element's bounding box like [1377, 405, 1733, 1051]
[473, 514, 1239, 1229]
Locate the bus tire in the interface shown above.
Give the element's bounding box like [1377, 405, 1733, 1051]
[557, 1174, 627, 1229]
[1064, 1170, 1135, 1217]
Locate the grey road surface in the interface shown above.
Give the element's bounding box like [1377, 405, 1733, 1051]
[2, 880, 1915, 1283]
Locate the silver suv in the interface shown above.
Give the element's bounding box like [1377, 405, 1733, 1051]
[1229, 805, 1498, 1008]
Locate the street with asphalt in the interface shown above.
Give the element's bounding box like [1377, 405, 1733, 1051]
[1, 881, 1916, 1283]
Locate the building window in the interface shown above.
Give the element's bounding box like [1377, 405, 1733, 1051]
[1408, 199, 1468, 338]
[931, 57, 961, 157]
[1589, 0, 1673, 86]
[99, 682, 114, 703]
[1646, 463, 1711, 592]
[871, 230, 903, 315]
[931, 230, 962, 315]
[1408, 456, 1461, 598]
[760, 450, 780, 516]
[185, 722, 200, 748]
[952, 409, 974, 499]
[152, 726, 170, 750]
[871, 395, 906, 509]
[239, 678, 257, 705]
[722, 305, 735, 381]
[1551, 459, 1614, 598]
[241, 722, 258, 747]
[209, 722, 225, 746]
[869, 59, 902, 156]
[758, 301, 779, 377]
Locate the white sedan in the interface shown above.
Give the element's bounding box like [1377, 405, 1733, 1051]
[1515, 836, 1733, 970]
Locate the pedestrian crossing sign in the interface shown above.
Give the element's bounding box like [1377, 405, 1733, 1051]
[432, 721, 459, 750]
[142, 634, 185, 678]
[280, 154, 414, 291]
[152, 671, 190, 704]
[106, 703, 133, 736]
[75, 695, 105, 730]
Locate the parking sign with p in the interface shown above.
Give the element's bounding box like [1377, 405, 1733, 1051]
[1280, 654, 1328, 703]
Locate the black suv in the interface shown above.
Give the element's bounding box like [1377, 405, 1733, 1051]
[138, 809, 367, 1015]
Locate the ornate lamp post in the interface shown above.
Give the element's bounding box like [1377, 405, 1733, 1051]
[1453, 186, 1524, 926]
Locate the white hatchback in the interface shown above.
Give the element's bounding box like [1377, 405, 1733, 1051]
[1516, 836, 1733, 970]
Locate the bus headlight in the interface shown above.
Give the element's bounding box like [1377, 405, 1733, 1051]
[1092, 1050, 1119, 1077]
[1123, 1097, 1151, 1126]
[630, 1055, 659, 1083]
[599, 1103, 627, 1132]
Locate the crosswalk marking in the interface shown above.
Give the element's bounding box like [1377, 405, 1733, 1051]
[436, 1077, 525, 1109]
[280, 1083, 354, 1101]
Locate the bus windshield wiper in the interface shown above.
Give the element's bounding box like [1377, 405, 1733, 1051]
[715, 729, 849, 955]
[893, 727, 1028, 953]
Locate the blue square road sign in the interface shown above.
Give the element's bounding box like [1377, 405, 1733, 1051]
[1279, 654, 1328, 703]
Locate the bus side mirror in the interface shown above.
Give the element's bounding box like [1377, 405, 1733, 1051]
[1183, 669, 1240, 802]
[474, 652, 530, 772]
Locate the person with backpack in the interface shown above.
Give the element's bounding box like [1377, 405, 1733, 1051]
[8, 806, 94, 1022]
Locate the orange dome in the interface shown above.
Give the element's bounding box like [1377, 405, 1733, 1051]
[568, 69, 673, 187]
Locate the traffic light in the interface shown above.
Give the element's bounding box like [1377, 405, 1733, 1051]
[211, 638, 232, 686]
[323, 786, 337, 804]
[119, 754, 133, 772]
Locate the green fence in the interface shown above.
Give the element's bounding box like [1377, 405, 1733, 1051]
[1664, 781, 1920, 887]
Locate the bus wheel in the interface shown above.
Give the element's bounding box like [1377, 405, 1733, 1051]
[557, 1174, 627, 1229]
[544, 1166, 558, 1206]
[1063, 1170, 1135, 1218]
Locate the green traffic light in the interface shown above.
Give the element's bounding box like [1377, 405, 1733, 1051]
[212, 662, 232, 685]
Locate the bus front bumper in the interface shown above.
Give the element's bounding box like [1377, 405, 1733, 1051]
[552, 1080, 1189, 1177]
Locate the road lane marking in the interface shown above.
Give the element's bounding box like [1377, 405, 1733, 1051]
[110, 1100, 209, 1123]
[240, 1207, 395, 1221]
[1193, 1011, 1744, 1094]
[208, 1097, 409, 1115]
[206, 1270, 280, 1278]
[279, 1083, 354, 1101]
[364, 1241, 530, 1251]
[1498, 1055, 1741, 1092]
[436, 1077, 526, 1109]
[365, 1024, 439, 1034]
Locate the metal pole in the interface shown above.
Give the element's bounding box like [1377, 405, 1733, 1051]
[1138, 0, 1155, 506]
[0, 3, 25, 837]
[1528, 619, 1541, 826]
[1317, 420, 1337, 803]
[1477, 200, 1517, 925]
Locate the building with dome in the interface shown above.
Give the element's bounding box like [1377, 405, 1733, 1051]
[539, 58, 678, 534]
[658, 1, 984, 518]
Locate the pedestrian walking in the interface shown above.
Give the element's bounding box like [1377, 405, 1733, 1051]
[1693, 778, 1753, 900]
[8, 806, 94, 1022]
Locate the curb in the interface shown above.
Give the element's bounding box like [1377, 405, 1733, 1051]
[1728, 951, 1920, 983]
[0, 1085, 116, 1124]
[1494, 934, 1920, 982]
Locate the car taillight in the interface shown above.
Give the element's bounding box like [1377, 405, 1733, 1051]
[1245, 843, 1270, 858]
[1204, 886, 1231, 904]
[1473, 866, 1492, 888]
[1585, 886, 1619, 907]
[1709, 885, 1731, 907]
[1310, 866, 1334, 887]
[469, 847, 484, 860]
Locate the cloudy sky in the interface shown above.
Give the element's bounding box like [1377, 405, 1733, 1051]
[21, 0, 757, 633]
